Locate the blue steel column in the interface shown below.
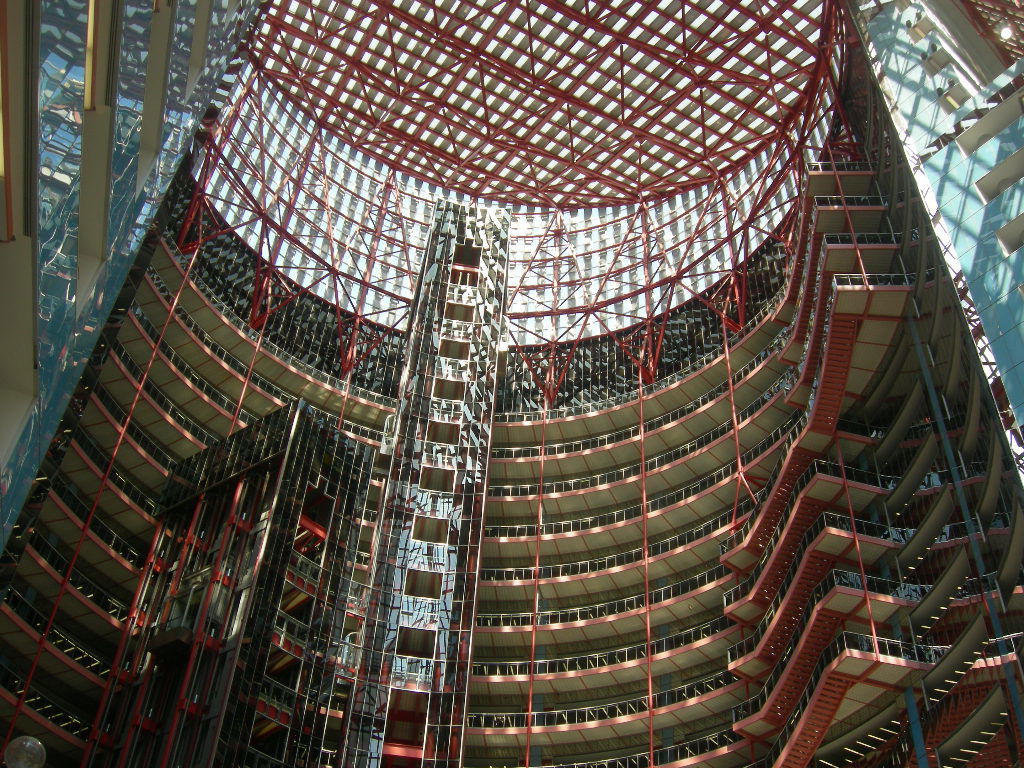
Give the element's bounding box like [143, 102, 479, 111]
[343, 201, 509, 768]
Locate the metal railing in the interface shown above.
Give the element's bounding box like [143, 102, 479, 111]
[727, 569, 929, 664]
[3, 588, 111, 675]
[0, 657, 93, 738]
[472, 614, 731, 676]
[495, 273, 790, 421]
[476, 564, 728, 627]
[49, 472, 146, 567]
[26, 531, 129, 621]
[109, 337, 220, 446]
[492, 331, 789, 459]
[813, 195, 887, 208]
[481, 502, 747, 582]
[488, 374, 792, 497]
[161, 238, 397, 410]
[69, 425, 158, 516]
[484, 412, 802, 538]
[92, 382, 176, 466]
[806, 161, 874, 173]
[467, 670, 735, 728]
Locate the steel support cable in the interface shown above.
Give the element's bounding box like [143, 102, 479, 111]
[78, 135, 235, 763]
[635, 369, 656, 768]
[522, 394, 550, 768]
[835, 443, 881, 655]
[2, 200, 217, 750]
[154, 478, 248, 768]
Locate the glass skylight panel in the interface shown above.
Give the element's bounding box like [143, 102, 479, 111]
[217, 0, 839, 336]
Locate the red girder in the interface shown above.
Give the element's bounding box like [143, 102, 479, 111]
[176, 0, 858, 415]
[959, 0, 1024, 64]
[249, 0, 837, 207]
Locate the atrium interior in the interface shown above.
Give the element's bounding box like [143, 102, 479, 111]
[1, 1, 1024, 768]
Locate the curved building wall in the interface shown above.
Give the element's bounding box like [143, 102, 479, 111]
[0, 10, 1022, 768]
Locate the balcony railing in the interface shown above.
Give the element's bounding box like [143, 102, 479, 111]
[813, 195, 887, 208]
[4, 588, 111, 676]
[806, 161, 874, 173]
[492, 330, 789, 459]
[734, 633, 948, 768]
[92, 382, 175, 466]
[481, 503, 746, 582]
[69, 426, 158, 516]
[26, 531, 129, 621]
[0, 657, 93, 738]
[163, 237, 396, 410]
[733, 631, 946, 728]
[495, 273, 790, 422]
[476, 565, 728, 627]
[489, 375, 791, 497]
[467, 670, 735, 729]
[464, 726, 739, 768]
[822, 232, 900, 246]
[472, 614, 730, 676]
[49, 472, 146, 568]
[109, 338, 219, 446]
[727, 569, 929, 664]
[485, 412, 802, 538]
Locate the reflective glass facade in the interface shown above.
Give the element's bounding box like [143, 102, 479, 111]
[0, 0, 258, 553]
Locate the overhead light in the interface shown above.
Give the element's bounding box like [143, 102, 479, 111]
[1000, 26, 1013, 40]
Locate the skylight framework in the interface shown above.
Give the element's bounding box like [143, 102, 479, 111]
[960, 0, 1024, 63]
[184, 0, 847, 356]
[249, 0, 828, 208]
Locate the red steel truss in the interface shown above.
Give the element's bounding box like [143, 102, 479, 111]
[248, 0, 831, 209]
[176, 0, 850, 403]
[959, 0, 1024, 64]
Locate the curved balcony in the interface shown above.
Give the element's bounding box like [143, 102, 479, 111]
[734, 627, 945, 742]
[721, 435, 915, 571]
[466, 669, 740, 736]
[770, 516, 1008, 632]
[488, 394, 793, 504]
[129, 307, 262, 425]
[107, 339, 217, 447]
[484, 411, 803, 539]
[0, 657, 91, 747]
[48, 472, 146, 568]
[1, 588, 110, 681]
[722, 461, 904, 613]
[495, 270, 790, 424]
[90, 383, 177, 468]
[121, 311, 246, 433]
[723, 460, 990, 621]
[465, 726, 740, 768]
[491, 332, 789, 468]
[490, 370, 794, 497]
[728, 568, 931, 680]
[67, 425, 158, 519]
[743, 633, 946, 768]
[471, 615, 733, 681]
[145, 269, 286, 401]
[475, 564, 730, 634]
[157, 237, 397, 417]
[480, 504, 745, 585]
[21, 532, 130, 624]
